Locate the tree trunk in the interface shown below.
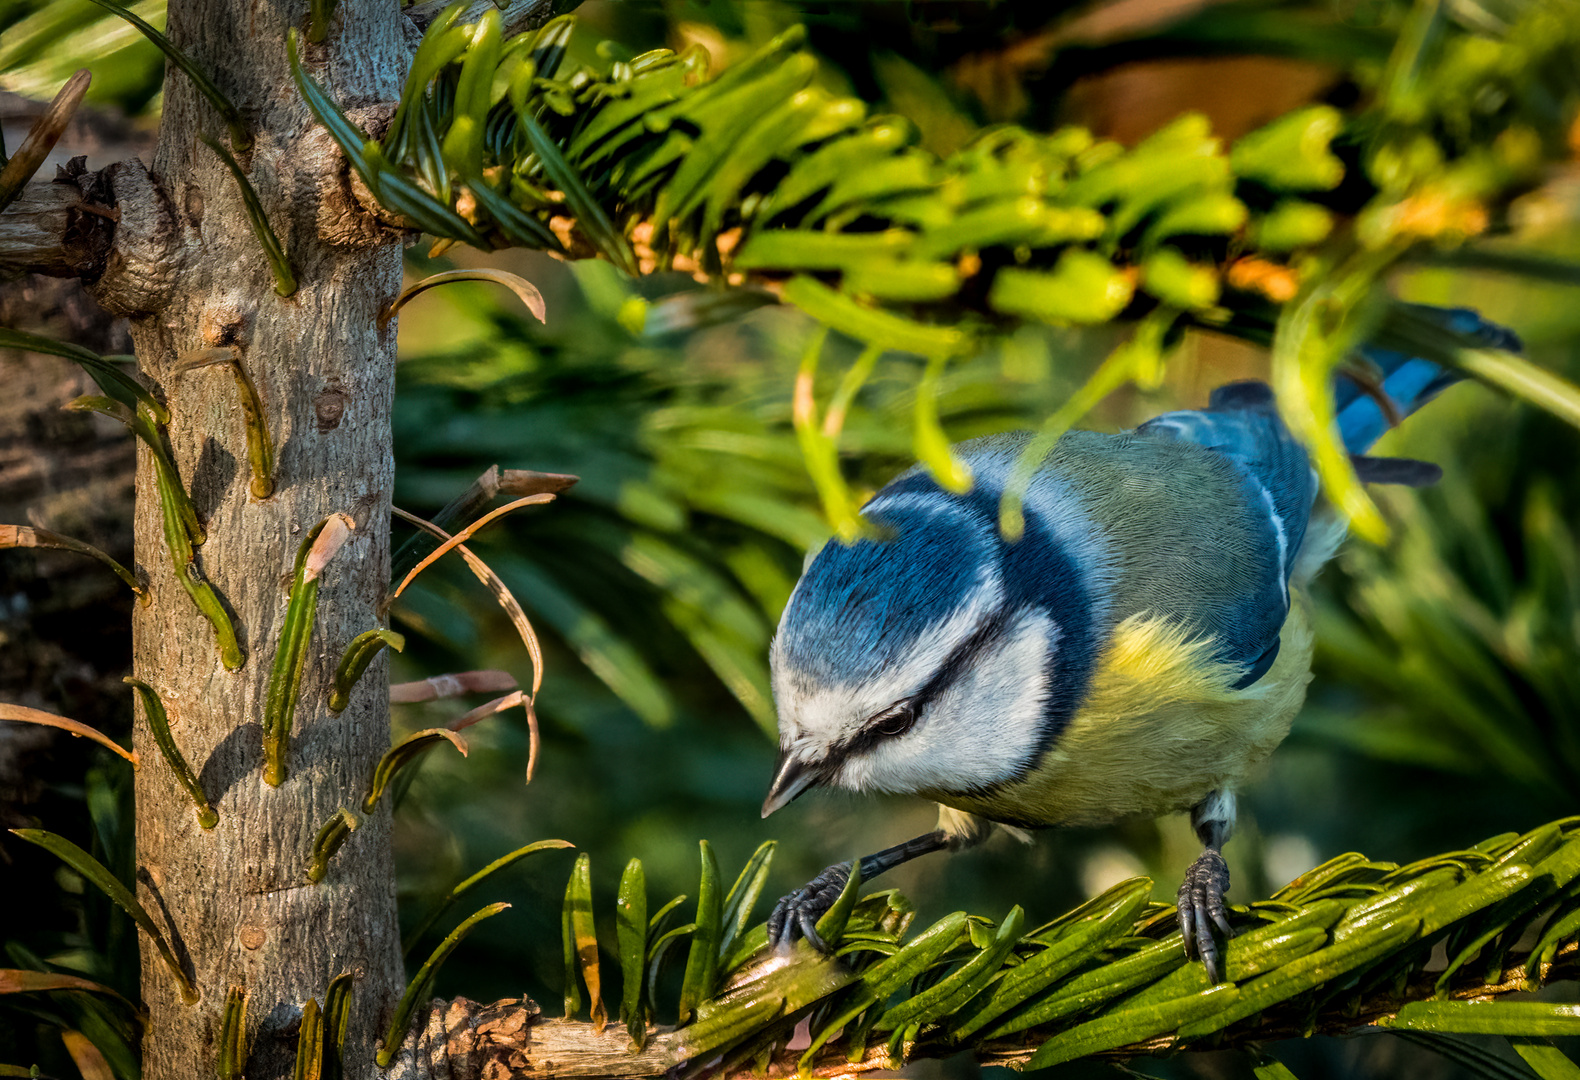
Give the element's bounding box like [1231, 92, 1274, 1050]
[117, 3, 408, 1077]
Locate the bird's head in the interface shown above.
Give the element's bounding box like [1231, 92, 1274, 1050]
[762, 480, 1069, 817]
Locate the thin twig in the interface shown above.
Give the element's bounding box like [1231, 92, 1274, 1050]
[0, 70, 91, 215]
[391, 494, 554, 600]
[390, 507, 545, 696]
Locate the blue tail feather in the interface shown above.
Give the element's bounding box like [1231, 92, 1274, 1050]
[1336, 305, 1522, 454]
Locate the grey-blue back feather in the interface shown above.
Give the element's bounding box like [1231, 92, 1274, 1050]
[1135, 382, 1314, 685]
[1139, 382, 1314, 567]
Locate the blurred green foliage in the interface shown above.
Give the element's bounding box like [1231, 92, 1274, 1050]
[294, 0, 1580, 544]
[390, 253, 1097, 727]
[383, 241, 1580, 1029]
[384, 251, 1110, 1004]
[2, 766, 141, 1080]
[6, 2, 1580, 1078]
[0, 0, 164, 112]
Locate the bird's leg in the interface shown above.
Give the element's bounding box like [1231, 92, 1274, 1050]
[1178, 790, 1237, 984]
[767, 830, 950, 953]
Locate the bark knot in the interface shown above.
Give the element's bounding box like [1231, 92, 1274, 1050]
[309, 105, 415, 247]
[88, 159, 185, 317]
[315, 377, 349, 431]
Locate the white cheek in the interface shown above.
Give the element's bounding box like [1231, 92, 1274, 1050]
[771, 570, 1003, 754]
[842, 610, 1056, 795]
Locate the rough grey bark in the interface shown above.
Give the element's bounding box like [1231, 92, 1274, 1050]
[106, 2, 409, 1077]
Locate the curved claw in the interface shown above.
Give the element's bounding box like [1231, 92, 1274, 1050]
[1177, 848, 1233, 984]
[767, 861, 851, 954]
[797, 907, 828, 953]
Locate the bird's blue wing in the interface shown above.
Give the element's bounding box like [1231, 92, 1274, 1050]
[1134, 382, 1315, 687]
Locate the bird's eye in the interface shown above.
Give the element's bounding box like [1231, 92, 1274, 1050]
[871, 701, 917, 738]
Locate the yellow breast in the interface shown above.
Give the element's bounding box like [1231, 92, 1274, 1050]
[937, 588, 1316, 829]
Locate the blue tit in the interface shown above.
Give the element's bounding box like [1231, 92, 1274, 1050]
[761, 305, 1520, 982]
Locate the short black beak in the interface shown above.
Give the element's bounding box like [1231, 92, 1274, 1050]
[761, 746, 817, 818]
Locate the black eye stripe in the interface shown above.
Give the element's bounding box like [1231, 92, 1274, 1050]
[820, 607, 1013, 769]
[836, 704, 914, 760]
[868, 700, 917, 737]
[910, 608, 1013, 711]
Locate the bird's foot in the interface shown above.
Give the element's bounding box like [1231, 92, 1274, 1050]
[1177, 847, 1234, 984]
[766, 861, 852, 954]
